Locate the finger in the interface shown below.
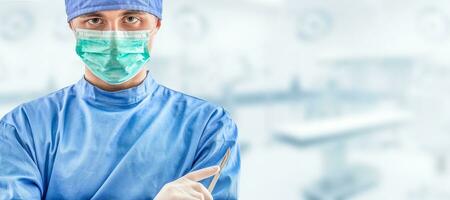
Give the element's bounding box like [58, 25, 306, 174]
[192, 181, 213, 200]
[189, 190, 205, 200]
[184, 179, 213, 200]
[184, 166, 220, 182]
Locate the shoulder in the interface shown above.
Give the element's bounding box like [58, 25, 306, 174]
[154, 84, 227, 116]
[155, 84, 237, 135]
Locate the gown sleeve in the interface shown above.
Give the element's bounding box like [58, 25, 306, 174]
[189, 107, 241, 200]
[0, 120, 42, 200]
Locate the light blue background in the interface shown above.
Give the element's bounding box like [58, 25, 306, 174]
[1, 0, 449, 199]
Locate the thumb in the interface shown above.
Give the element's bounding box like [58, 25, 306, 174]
[183, 166, 220, 182]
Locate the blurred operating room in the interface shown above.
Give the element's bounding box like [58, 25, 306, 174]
[1, 0, 450, 199]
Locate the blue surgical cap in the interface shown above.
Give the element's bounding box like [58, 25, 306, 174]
[65, 0, 163, 22]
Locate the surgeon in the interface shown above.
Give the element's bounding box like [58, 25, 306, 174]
[0, 0, 240, 199]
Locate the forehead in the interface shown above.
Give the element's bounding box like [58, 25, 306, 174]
[78, 10, 153, 18]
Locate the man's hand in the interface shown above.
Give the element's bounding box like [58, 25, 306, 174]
[154, 166, 220, 200]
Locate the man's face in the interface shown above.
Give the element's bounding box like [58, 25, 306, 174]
[69, 9, 161, 49]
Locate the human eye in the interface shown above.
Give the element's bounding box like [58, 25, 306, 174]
[124, 16, 140, 24]
[87, 17, 103, 25]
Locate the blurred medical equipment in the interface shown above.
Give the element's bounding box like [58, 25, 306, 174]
[0, 7, 35, 41]
[320, 56, 416, 100]
[206, 74, 384, 155]
[174, 6, 209, 42]
[296, 9, 333, 42]
[416, 7, 450, 41]
[274, 107, 412, 199]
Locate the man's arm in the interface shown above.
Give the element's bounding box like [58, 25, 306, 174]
[189, 107, 241, 200]
[153, 106, 240, 200]
[0, 121, 43, 199]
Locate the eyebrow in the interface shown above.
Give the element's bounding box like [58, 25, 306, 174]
[79, 10, 147, 18]
[79, 12, 103, 18]
[122, 10, 147, 15]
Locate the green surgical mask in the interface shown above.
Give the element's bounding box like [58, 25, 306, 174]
[75, 29, 151, 85]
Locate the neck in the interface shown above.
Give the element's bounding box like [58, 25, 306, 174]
[84, 68, 148, 92]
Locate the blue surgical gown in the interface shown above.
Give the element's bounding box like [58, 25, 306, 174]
[0, 72, 240, 199]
